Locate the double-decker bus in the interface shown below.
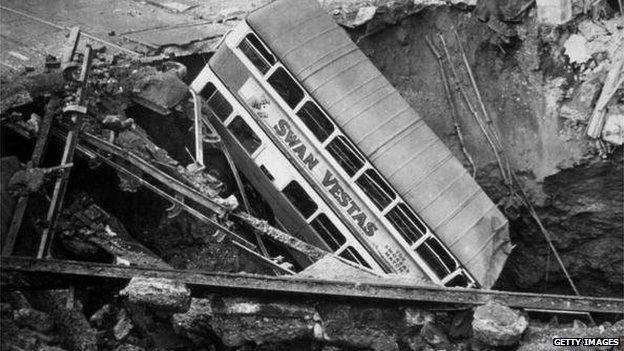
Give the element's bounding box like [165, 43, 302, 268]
[189, 0, 511, 288]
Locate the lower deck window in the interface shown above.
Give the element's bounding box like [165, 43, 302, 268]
[200, 83, 232, 121]
[415, 238, 457, 279]
[282, 181, 318, 219]
[310, 213, 345, 251]
[385, 203, 426, 245]
[339, 246, 371, 269]
[228, 116, 261, 154]
[444, 272, 470, 287]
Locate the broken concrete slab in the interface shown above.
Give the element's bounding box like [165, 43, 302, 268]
[536, 0, 572, 25]
[564, 34, 591, 64]
[472, 301, 528, 347]
[13, 308, 54, 333]
[128, 67, 189, 115]
[124, 23, 230, 49]
[120, 277, 191, 313]
[560, 79, 602, 121]
[602, 104, 624, 145]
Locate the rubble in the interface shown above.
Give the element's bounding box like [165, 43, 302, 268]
[13, 307, 54, 333]
[602, 104, 624, 144]
[119, 277, 191, 313]
[472, 301, 528, 347]
[560, 78, 602, 121]
[536, 0, 572, 25]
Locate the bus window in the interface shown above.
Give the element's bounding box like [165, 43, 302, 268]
[339, 246, 371, 269]
[200, 83, 232, 121]
[415, 237, 457, 279]
[296, 101, 334, 142]
[268, 67, 303, 109]
[444, 272, 469, 287]
[356, 169, 396, 211]
[310, 213, 345, 251]
[238, 33, 275, 75]
[227, 116, 262, 154]
[282, 181, 318, 219]
[385, 203, 426, 245]
[326, 136, 364, 176]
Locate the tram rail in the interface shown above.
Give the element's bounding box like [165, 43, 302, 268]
[2, 256, 622, 315]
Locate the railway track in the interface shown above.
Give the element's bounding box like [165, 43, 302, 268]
[2, 256, 623, 314]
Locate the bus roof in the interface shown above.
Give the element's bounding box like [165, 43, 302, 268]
[246, 0, 510, 288]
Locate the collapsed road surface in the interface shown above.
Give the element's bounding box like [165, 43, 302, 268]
[1, 0, 623, 350]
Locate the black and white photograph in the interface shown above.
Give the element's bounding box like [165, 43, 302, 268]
[0, 0, 622, 349]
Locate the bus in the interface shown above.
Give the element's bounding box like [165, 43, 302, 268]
[189, 0, 512, 288]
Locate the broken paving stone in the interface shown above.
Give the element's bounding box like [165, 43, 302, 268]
[13, 308, 54, 333]
[560, 79, 602, 121]
[578, 20, 608, 42]
[535, 0, 572, 25]
[472, 301, 528, 347]
[120, 277, 191, 313]
[113, 309, 134, 341]
[89, 304, 114, 328]
[602, 104, 624, 145]
[564, 34, 591, 64]
[420, 321, 451, 350]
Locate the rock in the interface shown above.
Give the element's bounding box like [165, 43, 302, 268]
[171, 298, 214, 345]
[350, 6, 377, 27]
[564, 34, 591, 64]
[536, 0, 572, 25]
[120, 277, 191, 313]
[420, 321, 451, 350]
[560, 79, 602, 121]
[1, 303, 13, 318]
[404, 308, 434, 328]
[602, 104, 623, 145]
[449, 310, 473, 340]
[88, 304, 114, 328]
[113, 309, 133, 341]
[578, 20, 608, 42]
[472, 301, 528, 347]
[113, 344, 145, 351]
[8, 168, 47, 197]
[13, 308, 54, 333]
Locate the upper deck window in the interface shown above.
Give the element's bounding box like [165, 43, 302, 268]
[385, 203, 426, 245]
[415, 237, 458, 279]
[326, 136, 364, 177]
[296, 101, 334, 142]
[268, 67, 303, 109]
[310, 213, 345, 251]
[339, 246, 371, 269]
[238, 33, 275, 75]
[356, 169, 396, 211]
[200, 83, 232, 121]
[227, 116, 262, 154]
[282, 181, 318, 219]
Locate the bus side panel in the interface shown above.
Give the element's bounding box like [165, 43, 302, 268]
[208, 45, 328, 257]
